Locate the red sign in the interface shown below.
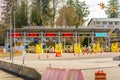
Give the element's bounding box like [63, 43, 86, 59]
[28, 33, 39, 37]
[45, 32, 56, 37]
[12, 33, 22, 37]
[63, 33, 73, 37]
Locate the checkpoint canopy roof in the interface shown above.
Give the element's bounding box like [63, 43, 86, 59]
[4, 26, 114, 33]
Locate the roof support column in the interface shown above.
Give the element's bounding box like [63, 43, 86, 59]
[91, 31, 94, 44]
[105, 37, 107, 46]
[58, 31, 61, 43]
[7, 31, 9, 43]
[64, 37, 65, 49]
[41, 31, 43, 43]
[108, 36, 111, 47]
[24, 31, 26, 46]
[75, 31, 78, 43]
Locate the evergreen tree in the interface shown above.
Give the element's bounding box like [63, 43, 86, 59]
[1, 0, 19, 28]
[31, 2, 43, 26]
[67, 0, 74, 5]
[106, 0, 120, 18]
[31, 0, 52, 26]
[18, 0, 28, 27]
[42, 0, 52, 26]
[74, 0, 90, 26]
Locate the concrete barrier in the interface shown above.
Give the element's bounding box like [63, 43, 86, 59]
[0, 60, 41, 80]
[9, 63, 22, 74]
[20, 66, 41, 80]
[0, 61, 11, 70]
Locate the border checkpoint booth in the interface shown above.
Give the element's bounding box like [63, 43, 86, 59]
[4, 26, 120, 54]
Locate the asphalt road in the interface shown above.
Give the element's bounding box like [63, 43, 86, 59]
[1, 52, 120, 80]
[0, 70, 23, 80]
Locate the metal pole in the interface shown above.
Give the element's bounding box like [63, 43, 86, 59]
[7, 31, 8, 43]
[108, 36, 111, 47]
[22, 31, 26, 64]
[14, 11, 16, 46]
[92, 31, 94, 44]
[58, 31, 60, 44]
[64, 38, 65, 49]
[9, 5, 13, 62]
[105, 37, 107, 46]
[41, 31, 43, 43]
[75, 31, 77, 44]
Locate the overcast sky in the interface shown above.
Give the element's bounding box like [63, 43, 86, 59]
[80, 0, 108, 18]
[79, 0, 109, 25]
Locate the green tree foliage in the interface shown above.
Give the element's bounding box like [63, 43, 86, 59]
[56, 0, 89, 26]
[42, 0, 52, 26]
[74, 0, 90, 26]
[50, 0, 65, 26]
[1, 0, 19, 28]
[106, 0, 120, 18]
[18, 0, 28, 27]
[56, 6, 79, 26]
[31, 0, 52, 26]
[67, 0, 74, 5]
[31, 5, 42, 26]
[82, 37, 91, 47]
[1, 0, 28, 28]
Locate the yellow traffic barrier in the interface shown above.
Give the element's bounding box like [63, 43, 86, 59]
[36, 43, 43, 54]
[111, 42, 119, 52]
[93, 42, 101, 53]
[74, 44, 78, 54]
[74, 43, 82, 54]
[93, 44, 97, 53]
[96, 42, 100, 52]
[55, 43, 62, 57]
[78, 43, 82, 53]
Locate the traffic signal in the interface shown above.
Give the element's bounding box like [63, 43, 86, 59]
[100, 2, 105, 9]
[111, 6, 115, 13]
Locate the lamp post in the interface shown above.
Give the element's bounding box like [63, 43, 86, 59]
[9, 4, 13, 62]
[13, 11, 18, 47]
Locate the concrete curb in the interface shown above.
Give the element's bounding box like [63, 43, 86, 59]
[0, 60, 41, 80]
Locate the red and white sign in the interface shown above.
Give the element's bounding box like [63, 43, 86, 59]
[45, 32, 56, 37]
[28, 32, 39, 37]
[63, 32, 73, 37]
[12, 33, 22, 37]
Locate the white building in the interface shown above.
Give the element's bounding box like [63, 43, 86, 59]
[87, 18, 120, 47]
[87, 18, 120, 27]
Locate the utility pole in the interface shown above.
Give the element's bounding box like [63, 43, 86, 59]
[53, 0, 55, 27]
[9, 4, 13, 62]
[14, 11, 16, 47]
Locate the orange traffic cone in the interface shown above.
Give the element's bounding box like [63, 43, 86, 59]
[82, 52, 84, 55]
[47, 54, 49, 58]
[38, 54, 40, 59]
[74, 53, 76, 56]
[100, 51, 102, 54]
